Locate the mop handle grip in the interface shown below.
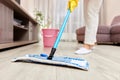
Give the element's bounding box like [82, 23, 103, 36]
[68, 0, 79, 12]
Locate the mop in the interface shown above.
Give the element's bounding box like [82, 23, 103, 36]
[12, 0, 89, 70]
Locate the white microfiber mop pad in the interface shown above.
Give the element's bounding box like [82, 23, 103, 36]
[12, 54, 89, 70]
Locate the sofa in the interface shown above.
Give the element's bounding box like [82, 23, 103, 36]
[76, 15, 120, 44]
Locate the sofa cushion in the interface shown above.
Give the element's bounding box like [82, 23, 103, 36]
[76, 26, 110, 35]
[111, 34, 120, 43]
[77, 34, 111, 43]
[97, 26, 110, 34]
[111, 26, 120, 34]
[76, 27, 85, 35]
[97, 34, 111, 42]
[111, 16, 120, 25]
[77, 35, 84, 41]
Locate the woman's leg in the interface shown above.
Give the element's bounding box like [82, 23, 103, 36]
[75, 0, 103, 54]
[84, 0, 103, 45]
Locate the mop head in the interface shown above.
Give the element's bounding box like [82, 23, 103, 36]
[12, 53, 89, 70]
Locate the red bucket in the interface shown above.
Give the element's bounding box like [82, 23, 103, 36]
[42, 29, 59, 47]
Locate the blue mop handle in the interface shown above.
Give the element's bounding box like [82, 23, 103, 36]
[48, 1, 79, 60]
[47, 10, 71, 60]
[54, 10, 71, 48]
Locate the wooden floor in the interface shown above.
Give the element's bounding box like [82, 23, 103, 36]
[0, 42, 120, 80]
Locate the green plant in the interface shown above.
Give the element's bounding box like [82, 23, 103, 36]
[34, 10, 52, 29]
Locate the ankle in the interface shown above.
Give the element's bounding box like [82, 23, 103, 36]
[83, 44, 95, 50]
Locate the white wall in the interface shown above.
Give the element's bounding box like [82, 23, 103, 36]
[104, 0, 120, 25]
[21, 0, 35, 17]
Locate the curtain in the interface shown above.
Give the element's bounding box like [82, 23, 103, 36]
[34, 0, 84, 41]
[99, 0, 105, 25]
[21, 0, 104, 41]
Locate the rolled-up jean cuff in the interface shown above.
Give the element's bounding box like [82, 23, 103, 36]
[84, 41, 96, 45]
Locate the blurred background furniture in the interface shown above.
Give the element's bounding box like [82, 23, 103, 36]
[76, 15, 120, 44]
[0, 0, 39, 50]
[110, 16, 120, 43]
